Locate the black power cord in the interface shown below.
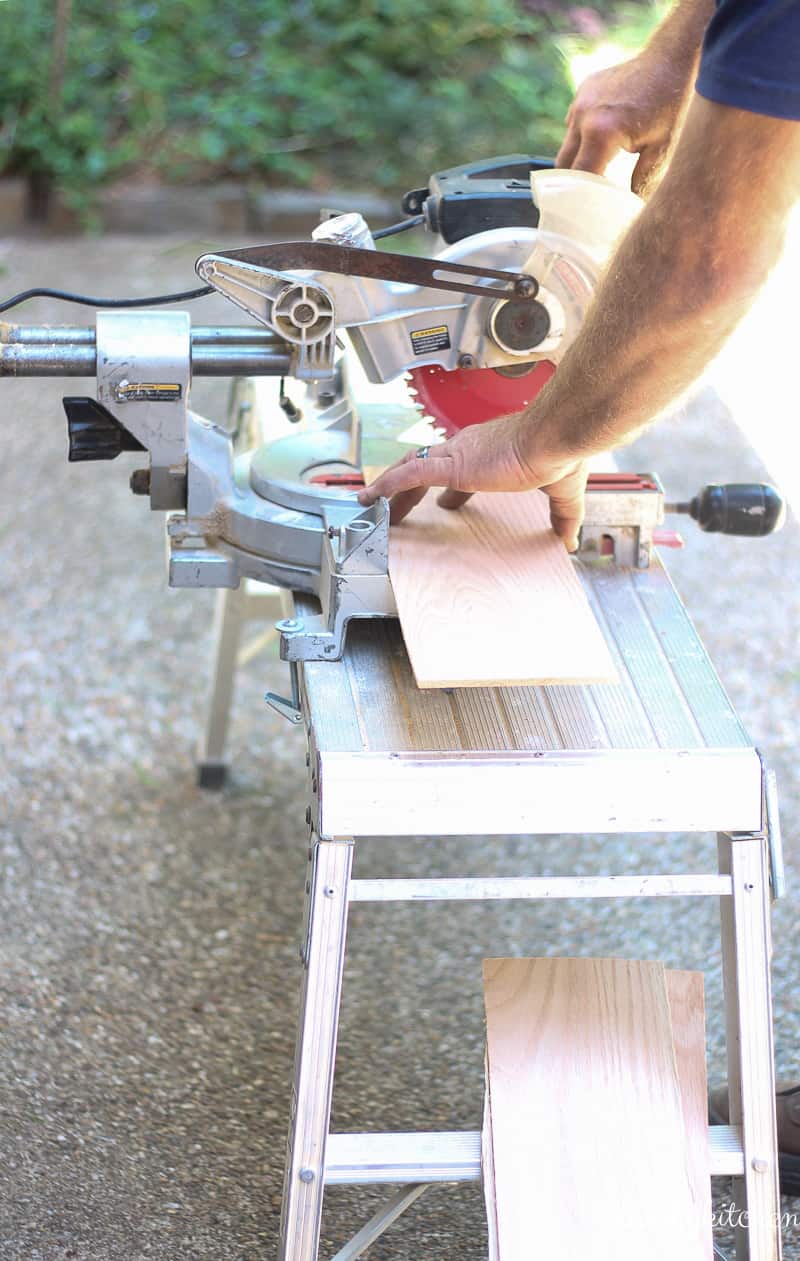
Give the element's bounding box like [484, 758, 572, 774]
[373, 214, 424, 240]
[0, 283, 215, 314]
[0, 214, 424, 315]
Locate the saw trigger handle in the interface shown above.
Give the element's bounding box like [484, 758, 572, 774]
[675, 483, 786, 537]
[402, 153, 555, 243]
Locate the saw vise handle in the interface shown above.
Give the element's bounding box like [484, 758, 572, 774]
[668, 483, 786, 536]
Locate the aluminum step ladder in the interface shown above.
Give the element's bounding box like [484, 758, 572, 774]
[200, 557, 785, 1261]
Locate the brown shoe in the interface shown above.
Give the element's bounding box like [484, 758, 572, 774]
[709, 1081, 800, 1196]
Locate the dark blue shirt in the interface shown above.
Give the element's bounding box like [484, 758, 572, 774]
[697, 0, 800, 120]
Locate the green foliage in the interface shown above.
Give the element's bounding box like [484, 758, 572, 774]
[600, 0, 668, 48]
[0, 0, 582, 206]
[559, 0, 667, 82]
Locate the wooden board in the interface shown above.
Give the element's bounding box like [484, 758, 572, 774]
[480, 969, 711, 1261]
[482, 1053, 500, 1261]
[482, 957, 708, 1261]
[665, 969, 713, 1261]
[388, 489, 617, 688]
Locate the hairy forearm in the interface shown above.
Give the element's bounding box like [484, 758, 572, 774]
[529, 202, 743, 457]
[526, 95, 798, 462]
[645, 0, 715, 70]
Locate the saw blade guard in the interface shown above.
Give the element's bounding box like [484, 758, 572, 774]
[511, 170, 643, 364]
[530, 168, 642, 265]
[407, 170, 642, 433]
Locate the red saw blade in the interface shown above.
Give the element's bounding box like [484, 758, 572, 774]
[407, 361, 556, 436]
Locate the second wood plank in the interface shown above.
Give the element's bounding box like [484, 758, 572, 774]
[483, 956, 708, 1261]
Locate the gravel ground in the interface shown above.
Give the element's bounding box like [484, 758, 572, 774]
[0, 233, 798, 1260]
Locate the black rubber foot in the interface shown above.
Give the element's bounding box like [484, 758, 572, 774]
[197, 762, 228, 789]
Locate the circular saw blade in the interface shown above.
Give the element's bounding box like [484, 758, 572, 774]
[406, 361, 555, 436]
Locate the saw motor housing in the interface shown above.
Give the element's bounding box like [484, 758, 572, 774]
[196, 164, 641, 391]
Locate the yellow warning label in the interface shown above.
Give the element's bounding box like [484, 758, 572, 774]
[410, 325, 451, 355]
[115, 382, 182, 403]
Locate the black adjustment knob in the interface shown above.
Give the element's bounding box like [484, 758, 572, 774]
[686, 483, 786, 536]
[63, 396, 145, 462]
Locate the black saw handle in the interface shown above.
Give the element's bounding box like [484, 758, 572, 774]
[670, 483, 786, 536]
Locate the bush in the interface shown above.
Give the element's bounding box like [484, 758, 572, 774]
[0, 0, 580, 213]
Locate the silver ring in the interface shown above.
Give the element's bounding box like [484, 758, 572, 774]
[416, 445, 431, 460]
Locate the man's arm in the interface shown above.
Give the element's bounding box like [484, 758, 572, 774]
[525, 95, 800, 458]
[556, 0, 714, 194]
[359, 95, 800, 545]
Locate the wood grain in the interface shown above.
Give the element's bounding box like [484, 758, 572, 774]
[666, 969, 713, 1261]
[483, 957, 707, 1261]
[388, 489, 617, 688]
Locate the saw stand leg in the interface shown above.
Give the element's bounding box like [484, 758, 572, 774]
[196, 583, 287, 788]
[276, 832, 782, 1261]
[279, 836, 353, 1261]
[718, 831, 781, 1261]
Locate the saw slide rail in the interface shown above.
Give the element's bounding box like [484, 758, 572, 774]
[0, 321, 293, 377]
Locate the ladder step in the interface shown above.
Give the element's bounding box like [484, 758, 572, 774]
[324, 1125, 744, 1185]
[348, 875, 732, 902]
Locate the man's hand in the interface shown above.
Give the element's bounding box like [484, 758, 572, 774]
[556, 0, 714, 194]
[555, 54, 696, 195]
[357, 412, 588, 551]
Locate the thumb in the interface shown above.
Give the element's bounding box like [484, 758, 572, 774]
[542, 463, 588, 552]
[631, 143, 667, 197]
[437, 488, 473, 511]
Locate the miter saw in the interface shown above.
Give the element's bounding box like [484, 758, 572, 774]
[0, 154, 784, 669]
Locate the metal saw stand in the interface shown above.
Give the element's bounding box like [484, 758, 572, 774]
[195, 376, 295, 787]
[196, 582, 286, 787]
[273, 555, 784, 1261]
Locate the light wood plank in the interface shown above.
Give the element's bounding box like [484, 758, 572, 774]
[482, 1054, 500, 1261]
[483, 957, 707, 1261]
[666, 970, 713, 1261]
[481, 967, 712, 1259]
[389, 489, 617, 688]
